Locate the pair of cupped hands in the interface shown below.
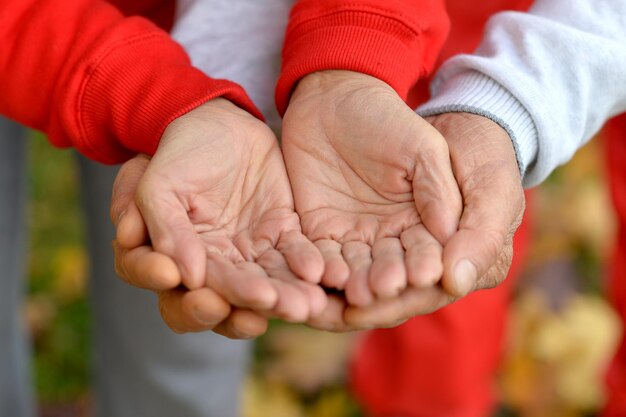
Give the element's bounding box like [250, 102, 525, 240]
[110, 70, 525, 338]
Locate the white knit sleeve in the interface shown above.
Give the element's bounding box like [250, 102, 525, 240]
[418, 0, 626, 188]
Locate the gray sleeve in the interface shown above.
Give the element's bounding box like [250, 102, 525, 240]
[418, 0, 626, 188]
[170, 0, 294, 131]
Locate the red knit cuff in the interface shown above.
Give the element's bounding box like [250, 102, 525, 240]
[50, 31, 261, 164]
[276, 2, 440, 116]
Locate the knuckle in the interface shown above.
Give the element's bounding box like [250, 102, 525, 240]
[109, 201, 124, 225]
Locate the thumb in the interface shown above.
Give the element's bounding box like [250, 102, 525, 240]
[412, 123, 462, 244]
[426, 112, 524, 297]
[135, 179, 206, 290]
[442, 212, 521, 297]
[111, 155, 150, 248]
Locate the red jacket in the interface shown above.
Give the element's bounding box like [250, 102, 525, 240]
[0, 0, 449, 164]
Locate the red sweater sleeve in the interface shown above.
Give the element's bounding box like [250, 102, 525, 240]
[0, 0, 261, 164]
[275, 0, 450, 115]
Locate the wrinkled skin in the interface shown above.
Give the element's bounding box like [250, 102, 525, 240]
[110, 87, 525, 336]
[313, 112, 525, 331]
[111, 98, 327, 335]
[282, 71, 463, 308]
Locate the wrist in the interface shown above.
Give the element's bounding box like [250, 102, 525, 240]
[160, 98, 262, 149]
[181, 97, 253, 120]
[418, 71, 537, 180]
[290, 70, 395, 106]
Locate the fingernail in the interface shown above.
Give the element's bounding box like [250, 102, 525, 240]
[453, 259, 476, 296]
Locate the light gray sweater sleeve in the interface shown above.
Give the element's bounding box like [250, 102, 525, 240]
[170, 0, 293, 132]
[418, 0, 626, 188]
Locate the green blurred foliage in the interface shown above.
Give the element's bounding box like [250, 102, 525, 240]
[27, 134, 91, 404]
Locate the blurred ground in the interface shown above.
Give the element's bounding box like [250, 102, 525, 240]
[24, 132, 622, 417]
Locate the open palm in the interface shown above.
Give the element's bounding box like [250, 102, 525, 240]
[282, 71, 462, 307]
[136, 99, 325, 322]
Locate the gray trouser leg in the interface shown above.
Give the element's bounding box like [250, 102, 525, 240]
[0, 118, 35, 417]
[76, 155, 252, 417]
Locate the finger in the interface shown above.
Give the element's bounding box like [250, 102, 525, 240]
[315, 239, 350, 290]
[262, 279, 310, 323]
[277, 230, 325, 284]
[306, 294, 354, 332]
[158, 287, 231, 334]
[412, 126, 463, 244]
[113, 241, 181, 290]
[116, 200, 148, 249]
[429, 113, 524, 298]
[342, 242, 374, 307]
[474, 241, 514, 292]
[110, 154, 150, 227]
[442, 177, 523, 298]
[136, 187, 206, 290]
[369, 238, 407, 299]
[400, 224, 443, 288]
[214, 309, 269, 339]
[205, 254, 278, 310]
[111, 156, 150, 249]
[344, 286, 455, 329]
[256, 249, 327, 322]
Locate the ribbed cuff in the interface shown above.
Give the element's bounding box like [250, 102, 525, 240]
[73, 33, 261, 164]
[418, 70, 538, 178]
[276, 5, 427, 115]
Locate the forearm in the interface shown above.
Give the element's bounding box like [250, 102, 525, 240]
[418, 0, 626, 187]
[0, 0, 259, 164]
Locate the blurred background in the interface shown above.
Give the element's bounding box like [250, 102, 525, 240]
[24, 131, 621, 417]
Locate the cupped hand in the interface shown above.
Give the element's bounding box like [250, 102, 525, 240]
[328, 112, 525, 331]
[111, 154, 268, 338]
[113, 98, 327, 328]
[282, 70, 462, 307]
